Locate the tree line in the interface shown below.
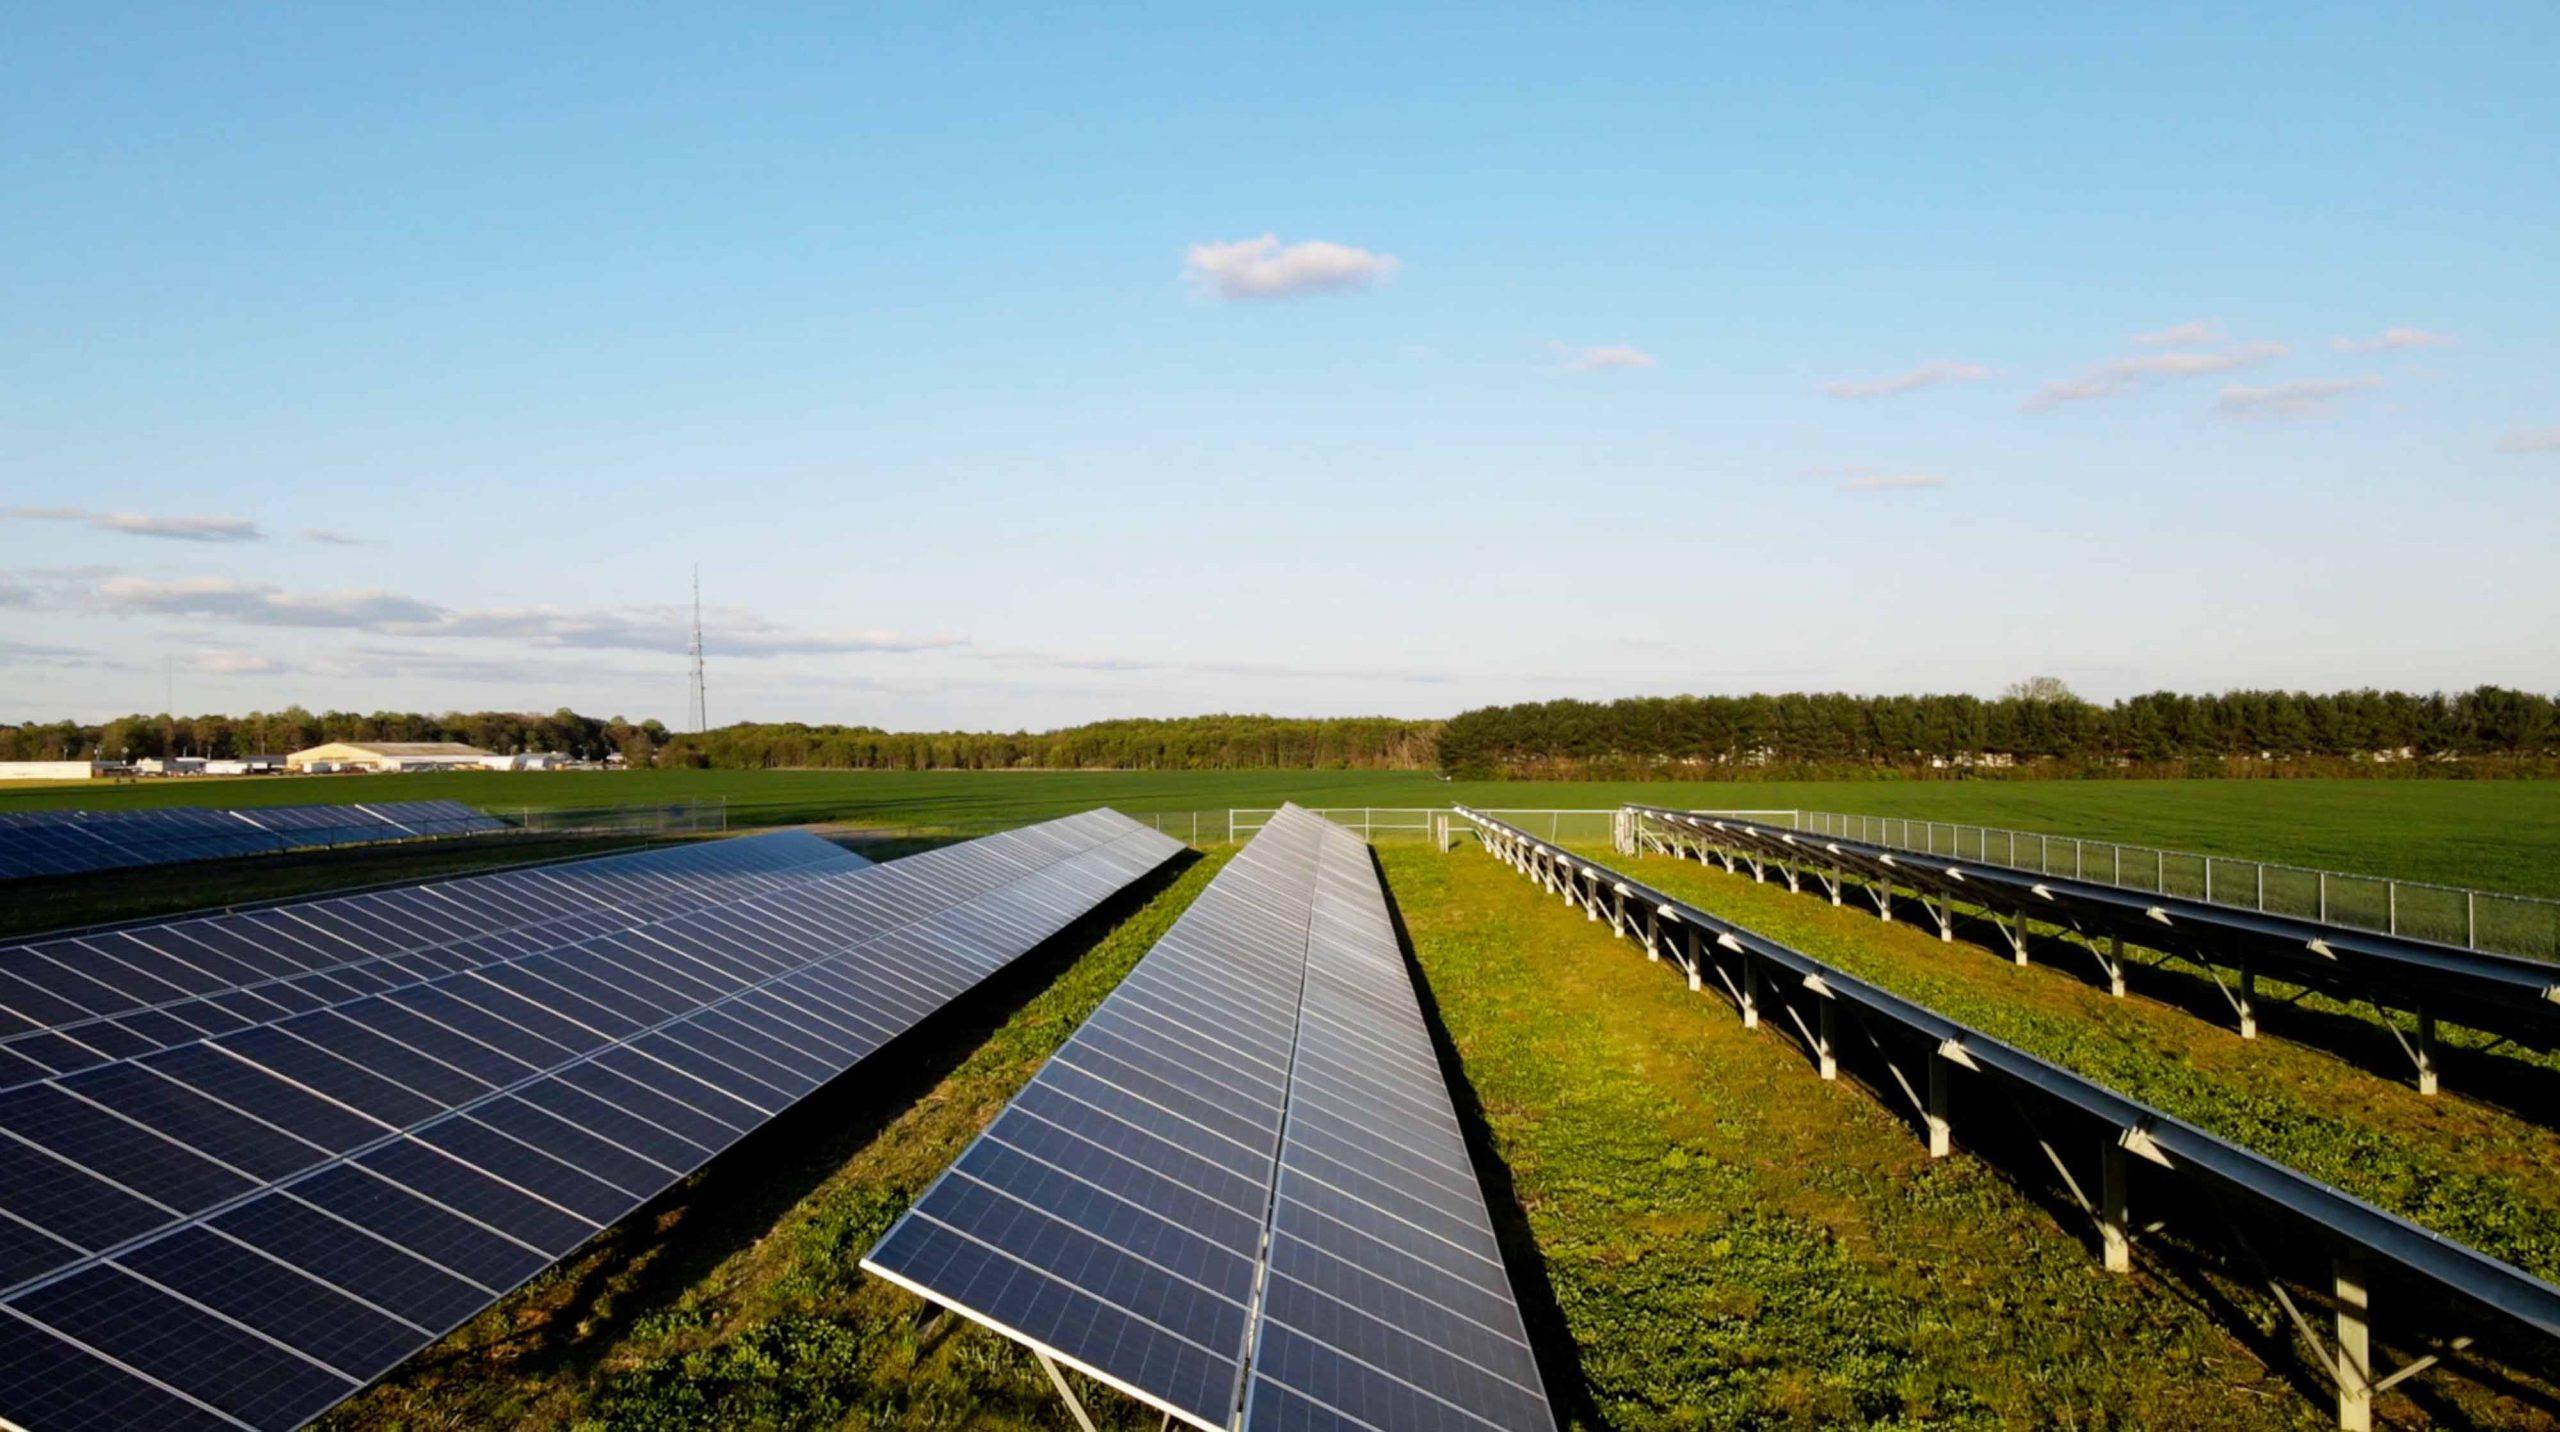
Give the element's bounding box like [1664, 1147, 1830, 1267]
[0, 709, 1440, 772]
[8, 686, 2552, 779]
[1432, 685, 2560, 778]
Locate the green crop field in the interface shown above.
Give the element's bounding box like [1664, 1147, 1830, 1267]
[8, 769, 2560, 896]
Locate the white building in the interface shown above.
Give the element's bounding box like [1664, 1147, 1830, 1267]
[286, 741, 494, 773]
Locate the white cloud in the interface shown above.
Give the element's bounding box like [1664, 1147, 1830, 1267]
[2495, 426, 2560, 454]
[10, 568, 960, 659]
[2133, 320, 2223, 347]
[4, 506, 263, 542]
[1840, 472, 1948, 492]
[2214, 375, 2383, 420]
[2025, 339, 2290, 411]
[1557, 343, 1657, 372]
[300, 527, 376, 546]
[2331, 326, 2452, 354]
[1823, 360, 1995, 399]
[1183, 234, 1399, 300]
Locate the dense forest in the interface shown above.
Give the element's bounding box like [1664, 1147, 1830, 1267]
[6, 685, 2554, 779]
[0, 709, 1439, 772]
[1433, 685, 2560, 779]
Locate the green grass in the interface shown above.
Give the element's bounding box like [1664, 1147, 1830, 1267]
[8, 769, 2560, 896]
[1380, 847, 2342, 1430]
[294, 829, 2560, 1429]
[1595, 844, 2560, 1284]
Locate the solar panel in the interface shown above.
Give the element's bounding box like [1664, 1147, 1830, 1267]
[864, 805, 1553, 1432]
[0, 809, 1182, 1432]
[0, 801, 513, 881]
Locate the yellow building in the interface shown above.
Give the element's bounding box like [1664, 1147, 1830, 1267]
[285, 741, 493, 773]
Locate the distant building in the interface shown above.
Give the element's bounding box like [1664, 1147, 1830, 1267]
[203, 755, 285, 776]
[136, 757, 208, 776]
[286, 741, 493, 773]
[479, 752, 570, 771]
[0, 760, 112, 781]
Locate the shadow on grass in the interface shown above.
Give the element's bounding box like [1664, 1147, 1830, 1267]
[1922, 902, 2560, 1127]
[1687, 917, 2560, 1430]
[394, 844, 1200, 1390]
[1370, 847, 1599, 1429]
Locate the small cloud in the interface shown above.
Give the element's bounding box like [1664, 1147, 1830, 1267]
[2495, 426, 2560, 454]
[1823, 359, 1995, 399]
[2214, 375, 2383, 420]
[300, 527, 376, 546]
[4, 506, 263, 542]
[1556, 343, 1657, 372]
[1840, 472, 1947, 492]
[1183, 234, 1399, 300]
[2025, 339, 2289, 411]
[2133, 320, 2224, 347]
[2331, 326, 2453, 354]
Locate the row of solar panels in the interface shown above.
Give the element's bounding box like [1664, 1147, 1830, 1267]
[866, 804, 1555, 1432]
[1629, 805, 2560, 1064]
[0, 809, 1185, 1432]
[0, 802, 509, 881]
[1462, 808, 2560, 1381]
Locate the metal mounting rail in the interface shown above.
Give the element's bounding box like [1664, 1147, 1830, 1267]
[1455, 805, 2560, 1431]
[1621, 805, 2560, 1100]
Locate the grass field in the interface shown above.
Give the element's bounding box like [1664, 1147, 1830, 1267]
[1592, 842, 2560, 1281]
[303, 838, 2560, 1431]
[7, 768, 2560, 896]
[10, 805, 2554, 1427]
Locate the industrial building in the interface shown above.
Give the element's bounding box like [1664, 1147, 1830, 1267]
[284, 740, 493, 773]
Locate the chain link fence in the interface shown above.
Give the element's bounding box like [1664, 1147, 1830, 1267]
[492, 797, 730, 837]
[1798, 809, 2560, 960]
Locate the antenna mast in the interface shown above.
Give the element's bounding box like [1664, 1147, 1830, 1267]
[688, 566, 709, 734]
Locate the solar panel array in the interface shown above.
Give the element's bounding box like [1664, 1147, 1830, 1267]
[864, 804, 1553, 1432]
[0, 809, 1183, 1432]
[0, 801, 509, 881]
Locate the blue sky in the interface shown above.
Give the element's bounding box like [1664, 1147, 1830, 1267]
[4, 4, 2555, 728]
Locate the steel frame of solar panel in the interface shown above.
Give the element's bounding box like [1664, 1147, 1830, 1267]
[1619, 805, 2560, 1101]
[1459, 806, 2560, 1432]
[0, 801, 512, 882]
[0, 809, 1182, 1432]
[863, 804, 1554, 1432]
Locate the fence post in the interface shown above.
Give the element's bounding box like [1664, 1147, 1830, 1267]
[2467, 890, 2477, 949]
[2320, 871, 2329, 922]
[2388, 882, 2398, 935]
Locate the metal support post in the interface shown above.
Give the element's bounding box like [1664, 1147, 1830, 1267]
[2336, 1253, 2373, 1432]
[2415, 1009, 2438, 1097]
[1036, 1352, 1101, 1432]
[2106, 936, 2125, 997]
[1817, 999, 1837, 1080]
[1685, 927, 1703, 992]
[2100, 1142, 2130, 1273]
[2238, 965, 2258, 1039]
[1742, 961, 1761, 1029]
[1926, 1055, 1951, 1158]
[1644, 908, 1660, 962]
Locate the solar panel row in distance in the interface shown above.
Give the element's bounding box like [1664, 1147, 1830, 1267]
[0, 830, 867, 1085]
[0, 809, 1182, 1432]
[865, 804, 1553, 1432]
[0, 800, 510, 881]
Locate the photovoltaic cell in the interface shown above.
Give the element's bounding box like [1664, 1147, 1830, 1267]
[0, 810, 1181, 1431]
[0, 800, 511, 881]
[864, 805, 1554, 1432]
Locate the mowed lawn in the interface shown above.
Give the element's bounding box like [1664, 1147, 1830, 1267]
[7, 768, 2560, 895]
